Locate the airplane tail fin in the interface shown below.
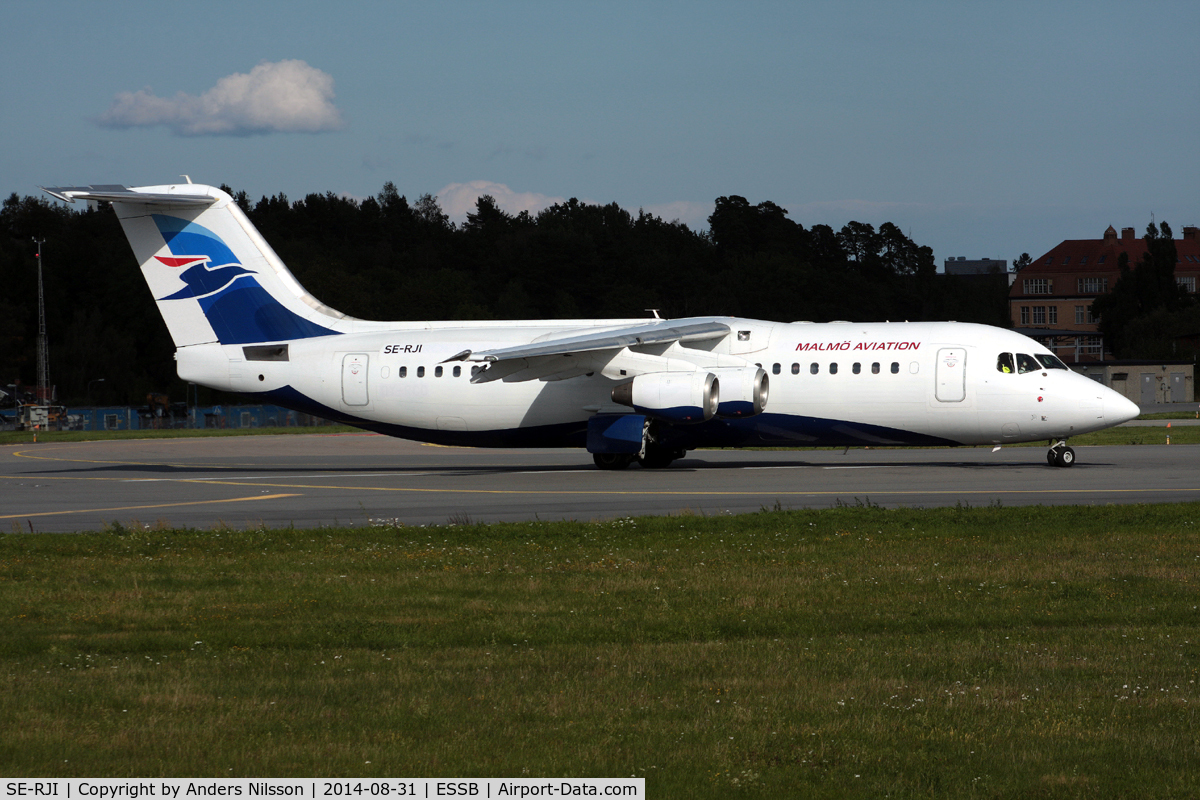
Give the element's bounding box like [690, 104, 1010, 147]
[41, 183, 354, 349]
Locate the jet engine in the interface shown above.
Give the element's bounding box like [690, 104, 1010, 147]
[611, 371, 719, 423]
[712, 366, 769, 418]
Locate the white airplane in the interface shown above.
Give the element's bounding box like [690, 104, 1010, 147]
[43, 182, 1140, 469]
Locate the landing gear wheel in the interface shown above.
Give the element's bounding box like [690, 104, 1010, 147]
[1047, 444, 1076, 468]
[593, 453, 635, 470]
[638, 447, 685, 469]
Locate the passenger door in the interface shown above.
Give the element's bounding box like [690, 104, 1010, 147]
[935, 347, 966, 402]
[342, 353, 370, 406]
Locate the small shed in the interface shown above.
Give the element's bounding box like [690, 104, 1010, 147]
[1071, 361, 1194, 405]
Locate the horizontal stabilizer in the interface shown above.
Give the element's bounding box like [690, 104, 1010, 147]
[41, 184, 217, 206]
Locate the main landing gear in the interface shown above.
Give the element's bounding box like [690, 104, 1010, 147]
[592, 443, 687, 470]
[593, 453, 635, 470]
[1047, 440, 1075, 468]
[637, 445, 686, 469]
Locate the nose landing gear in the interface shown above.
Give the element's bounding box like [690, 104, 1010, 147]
[1047, 440, 1075, 467]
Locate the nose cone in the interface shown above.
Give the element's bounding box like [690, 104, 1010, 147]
[1108, 393, 1141, 425]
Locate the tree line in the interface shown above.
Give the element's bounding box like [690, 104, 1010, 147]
[1092, 221, 1200, 360]
[1, 185, 1010, 406]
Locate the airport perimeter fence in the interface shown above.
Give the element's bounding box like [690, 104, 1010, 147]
[0, 404, 341, 432]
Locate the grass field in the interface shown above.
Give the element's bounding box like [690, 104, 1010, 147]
[1139, 411, 1200, 420]
[3, 504, 1200, 797]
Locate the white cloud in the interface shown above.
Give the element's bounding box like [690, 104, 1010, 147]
[97, 60, 343, 136]
[436, 180, 565, 221]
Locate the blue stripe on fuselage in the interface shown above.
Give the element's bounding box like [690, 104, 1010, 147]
[246, 386, 962, 450]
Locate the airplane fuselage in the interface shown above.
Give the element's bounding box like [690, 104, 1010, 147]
[177, 317, 1132, 450]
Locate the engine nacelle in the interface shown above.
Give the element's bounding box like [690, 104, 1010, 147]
[712, 366, 769, 418]
[611, 371, 719, 423]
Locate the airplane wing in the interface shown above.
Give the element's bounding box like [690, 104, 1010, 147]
[445, 319, 731, 383]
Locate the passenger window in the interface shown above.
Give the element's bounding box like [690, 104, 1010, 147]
[872, 362, 880, 374]
[829, 363, 838, 375]
[417, 366, 425, 378]
[435, 366, 443, 378]
[1016, 353, 1038, 374]
[810, 363, 819, 375]
[772, 363, 781, 375]
[997, 353, 1014, 374]
[791, 363, 800, 375]
[909, 362, 919, 374]
[399, 366, 407, 378]
[853, 363, 861, 374]
[891, 362, 899, 374]
[453, 365, 462, 377]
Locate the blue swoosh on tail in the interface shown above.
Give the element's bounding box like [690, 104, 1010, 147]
[150, 213, 339, 344]
[158, 263, 255, 300]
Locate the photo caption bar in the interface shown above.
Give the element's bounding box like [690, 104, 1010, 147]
[1, 780, 644, 800]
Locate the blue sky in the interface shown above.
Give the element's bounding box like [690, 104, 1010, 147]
[3, 1, 1197, 271]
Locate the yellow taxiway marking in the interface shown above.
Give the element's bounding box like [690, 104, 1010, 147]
[9, 471, 1192, 498]
[8, 444, 276, 470]
[4, 458, 1198, 499]
[174, 478, 1200, 498]
[0, 494, 302, 520]
[7, 443, 447, 471]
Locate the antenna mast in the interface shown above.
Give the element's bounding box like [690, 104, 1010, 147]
[33, 237, 50, 404]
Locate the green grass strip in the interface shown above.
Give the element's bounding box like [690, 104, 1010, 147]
[3, 503, 1200, 796]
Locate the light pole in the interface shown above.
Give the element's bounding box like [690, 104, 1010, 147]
[32, 237, 49, 406]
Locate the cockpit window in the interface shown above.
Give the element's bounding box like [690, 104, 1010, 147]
[1016, 353, 1039, 374]
[1036, 353, 1069, 370]
[997, 353, 1015, 374]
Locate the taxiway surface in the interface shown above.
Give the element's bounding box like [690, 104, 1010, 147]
[2, 434, 1197, 532]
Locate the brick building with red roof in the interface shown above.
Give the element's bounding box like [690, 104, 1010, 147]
[1008, 224, 1200, 362]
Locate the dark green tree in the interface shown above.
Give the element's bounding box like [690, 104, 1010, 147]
[413, 193, 452, 231]
[837, 221, 879, 267]
[1092, 221, 1193, 356]
[877, 222, 935, 278]
[708, 196, 808, 258]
